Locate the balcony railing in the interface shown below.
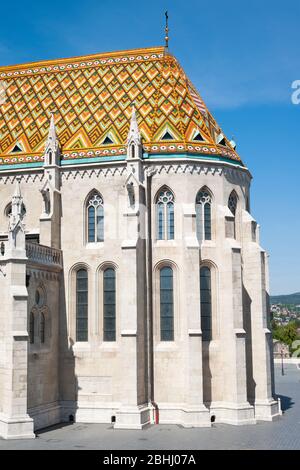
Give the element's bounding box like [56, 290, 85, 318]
[0, 240, 62, 271]
[26, 242, 62, 269]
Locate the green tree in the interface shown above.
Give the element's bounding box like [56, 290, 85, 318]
[273, 321, 299, 351]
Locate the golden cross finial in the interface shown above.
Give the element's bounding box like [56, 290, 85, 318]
[165, 11, 169, 51]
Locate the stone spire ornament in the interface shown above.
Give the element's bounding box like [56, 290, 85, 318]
[127, 106, 141, 145]
[44, 113, 60, 167]
[8, 177, 26, 250]
[127, 106, 142, 160]
[9, 178, 24, 228]
[39, 115, 62, 248]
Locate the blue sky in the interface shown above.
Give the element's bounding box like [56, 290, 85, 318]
[0, 0, 299, 294]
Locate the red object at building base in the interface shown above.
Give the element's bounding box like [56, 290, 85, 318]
[152, 402, 159, 424]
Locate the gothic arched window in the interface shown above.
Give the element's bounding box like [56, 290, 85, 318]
[228, 191, 238, 238]
[29, 312, 34, 344]
[156, 188, 175, 240]
[160, 266, 174, 341]
[5, 202, 26, 218]
[200, 266, 212, 341]
[196, 188, 212, 241]
[40, 312, 45, 344]
[228, 191, 237, 216]
[103, 268, 116, 341]
[76, 269, 88, 342]
[87, 192, 104, 243]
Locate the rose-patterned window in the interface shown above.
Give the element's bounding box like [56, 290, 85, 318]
[196, 189, 212, 241]
[156, 189, 175, 240]
[87, 192, 104, 243]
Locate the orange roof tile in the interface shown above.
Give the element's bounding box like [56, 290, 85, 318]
[0, 47, 241, 165]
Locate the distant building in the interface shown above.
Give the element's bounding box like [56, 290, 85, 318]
[273, 340, 290, 358]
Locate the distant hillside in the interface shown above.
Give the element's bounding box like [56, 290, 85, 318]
[270, 292, 300, 305]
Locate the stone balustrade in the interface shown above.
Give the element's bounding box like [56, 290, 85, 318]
[0, 240, 62, 269]
[25, 242, 62, 268]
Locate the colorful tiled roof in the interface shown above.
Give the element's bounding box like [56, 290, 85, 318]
[0, 47, 241, 166]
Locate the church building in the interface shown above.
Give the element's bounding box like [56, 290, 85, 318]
[0, 45, 280, 439]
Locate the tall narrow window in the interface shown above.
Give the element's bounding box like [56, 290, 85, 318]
[76, 269, 88, 342]
[157, 201, 164, 240]
[40, 312, 45, 344]
[29, 312, 34, 344]
[196, 189, 212, 241]
[87, 192, 104, 243]
[103, 268, 116, 341]
[131, 144, 135, 159]
[200, 266, 212, 341]
[156, 189, 175, 240]
[160, 267, 174, 341]
[228, 191, 237, 216]
[228, 191, 238, 238]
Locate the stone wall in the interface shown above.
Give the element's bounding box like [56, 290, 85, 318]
[0, 157, 280, 433]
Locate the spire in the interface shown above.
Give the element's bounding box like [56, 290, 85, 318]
[48, 113, 57, 145]
[11, 177, 24, 222]
[127, 106, 141, 145]
[164, 11, 169, 53]
[13, 177, 22, 200]
[44, 113, 60, 166]
[8, 177, 26, 250]
[126, 106, 142, 161]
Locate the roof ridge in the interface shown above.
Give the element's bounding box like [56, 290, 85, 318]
[0, 46, 164, 72]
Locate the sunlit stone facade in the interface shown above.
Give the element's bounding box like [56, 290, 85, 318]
[0, 47, 280, 438]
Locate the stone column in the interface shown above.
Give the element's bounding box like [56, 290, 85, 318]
[39, 178, 61, 249]
[242, 211, 280, 421]
[212, 240, 255, 425]
[181, 207, 211, 427]
[0, 181, 34, 438]
[39, 113, 61, 249]
[0, 259, 35, 439]
[114, 183, 150, 429]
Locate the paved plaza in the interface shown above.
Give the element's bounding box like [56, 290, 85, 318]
[1, 364, 299, 450]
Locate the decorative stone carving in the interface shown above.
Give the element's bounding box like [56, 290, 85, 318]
[127, 106, 142, 160]
[44, 114, 61, 167]
[8, 178, 26, 250]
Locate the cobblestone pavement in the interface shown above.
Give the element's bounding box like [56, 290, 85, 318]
[0, 364, 299, 450]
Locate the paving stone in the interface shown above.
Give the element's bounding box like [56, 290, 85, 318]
[0, 364, 299, 450]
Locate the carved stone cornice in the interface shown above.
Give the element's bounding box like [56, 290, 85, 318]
[61, 166, 127, 181]
[0, 160, 251, 186]
[144, 162, 251, 186]
[0, 173, 44, 185]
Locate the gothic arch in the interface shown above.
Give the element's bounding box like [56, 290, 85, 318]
[227, 190, 239, 239]
[153, 259, 180, 343]
[4, 201, 26, 218]
[196, 186, 213, 241]
[95, 261, 119, 340]
[200, 259, 219, 341]
[153, 185, 175, 204]
[228, 189, 238, 215]
[68, 262, 91, 344]
[83, 189, 104, 244]
[154, 186, 175, 240]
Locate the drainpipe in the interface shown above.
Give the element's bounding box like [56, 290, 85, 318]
[145, 167, 158, 424]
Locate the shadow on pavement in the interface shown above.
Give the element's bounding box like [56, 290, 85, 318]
[36, 422, 75, 435]
[277, 394, 294, 412]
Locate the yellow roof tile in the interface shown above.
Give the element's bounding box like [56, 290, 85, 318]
[0, 46, 241, 165]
